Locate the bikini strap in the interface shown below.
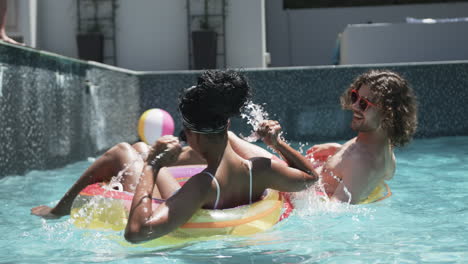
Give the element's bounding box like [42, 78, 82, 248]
[247, 160, 253, 205]
[202, 171, 220, 210]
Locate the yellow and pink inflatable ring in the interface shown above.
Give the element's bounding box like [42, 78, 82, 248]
[70, 165, 293, 246]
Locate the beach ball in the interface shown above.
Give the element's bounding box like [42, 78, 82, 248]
[137, 108, 175, 145]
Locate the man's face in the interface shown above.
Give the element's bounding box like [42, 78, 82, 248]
[350, 85, 382, 132]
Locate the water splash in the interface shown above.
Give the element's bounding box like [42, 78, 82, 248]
[106, 158, 138, 192]
[71, 144, 177, 229]
[291, 161, 354, 215]
[342, 184, 352, 204]
[0, 65, 5, 97]
[320, 168, 352, 205]
[240, 101, 270, 142]
[41, 217, 76, 242]
[106, 147, 152, 193]
[291, 182, 371, 218]
[326, 168, 352, 204]
[87, 81, 107, 151]
[297, 142, 307, 154]
[292, 190, 376, 238]
[55, 72, 65, 88]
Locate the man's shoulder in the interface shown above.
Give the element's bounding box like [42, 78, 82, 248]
[340, 144, 379, 170]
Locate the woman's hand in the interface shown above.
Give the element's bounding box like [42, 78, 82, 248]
[31, 205, 61, 219]
[256, 120, 282, 147]
[147, 135, 182, 168]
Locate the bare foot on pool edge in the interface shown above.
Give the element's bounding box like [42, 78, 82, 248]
[0, 33, 25, 46]
[31, 205, 61, 219]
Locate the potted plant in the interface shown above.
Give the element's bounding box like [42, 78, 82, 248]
[76, 0, 104, 62]
[192, 0, 218, 70]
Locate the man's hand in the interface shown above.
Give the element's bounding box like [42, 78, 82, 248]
[31, 205, 61, 219]
[147, 135, 182, 168]
[305, 143, 341, 161]
[256, 120, 282, 147]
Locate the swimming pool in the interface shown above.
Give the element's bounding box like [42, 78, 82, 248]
[1, 136, 467, 263]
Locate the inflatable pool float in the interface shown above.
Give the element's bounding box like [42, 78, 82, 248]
[70, 165, 293, 246]
[313, 181, 391, 204]
[357, 181, 392, 204]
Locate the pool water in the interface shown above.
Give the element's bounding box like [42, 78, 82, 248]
[1, 136, 467, 263]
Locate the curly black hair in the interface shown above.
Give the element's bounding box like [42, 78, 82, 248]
[340, 70, 418, 147]
[179, 70, 251, 133]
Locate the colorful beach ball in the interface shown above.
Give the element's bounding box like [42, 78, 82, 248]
[137, 108, 175, 145]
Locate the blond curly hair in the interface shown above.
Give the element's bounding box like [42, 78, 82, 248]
[340, 70, 418, 147]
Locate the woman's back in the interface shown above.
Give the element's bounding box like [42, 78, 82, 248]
[196, 141, 317, 210]
[199, 148, 266, 210]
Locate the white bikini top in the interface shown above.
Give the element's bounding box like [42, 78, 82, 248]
[202, 160, 253, 210]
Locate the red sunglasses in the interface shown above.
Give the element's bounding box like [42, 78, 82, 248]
[350, 89, 379, 111]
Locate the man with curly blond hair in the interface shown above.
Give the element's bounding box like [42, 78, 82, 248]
[304, 70, 418, 203]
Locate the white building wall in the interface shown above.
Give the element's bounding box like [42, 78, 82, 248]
[37, 0, 76, 57]
[340, 22, 468, 65]
[266, 0, 468, 66]
[35, 0, 267, 71]
[116, 0, 188, 71]
[18, 0, 468, 69]
[225, 0, 266, 68]
[37, 0, 188, 71]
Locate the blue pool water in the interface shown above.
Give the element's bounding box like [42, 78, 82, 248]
[1, 136, 467, 263]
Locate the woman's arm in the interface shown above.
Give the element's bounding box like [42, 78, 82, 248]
[258, 120, 317, 177]
[124, 172, 211, 243]
[124, 136, 213, 243]
[256, 120, 319, 191]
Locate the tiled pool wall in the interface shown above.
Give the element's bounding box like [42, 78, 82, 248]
[0, 43, 140, 176]
[1, 43, 467, 177]
[141, 63, 468, 141]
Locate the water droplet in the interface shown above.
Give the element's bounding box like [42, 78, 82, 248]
[240, 101, 270, 142]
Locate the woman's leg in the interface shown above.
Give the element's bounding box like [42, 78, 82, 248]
[154, 167, 181, 199]
[132, 141, 205, 166]
[132, 142, 150, 160]
[32, 142, 146, 217]
[132, 142, 182, 199]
